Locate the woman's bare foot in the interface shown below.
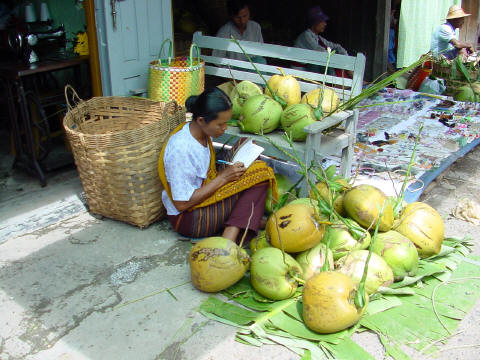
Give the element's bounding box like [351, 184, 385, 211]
[222, 225, 240, 242]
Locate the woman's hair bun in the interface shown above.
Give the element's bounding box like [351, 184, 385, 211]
[185, 95, 199, 113]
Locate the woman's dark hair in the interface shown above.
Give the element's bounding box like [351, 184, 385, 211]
[185, 87, 232, 123]
[227, 0, 249, 16]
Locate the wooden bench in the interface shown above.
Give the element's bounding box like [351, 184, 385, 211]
[192, 31, 366, 194]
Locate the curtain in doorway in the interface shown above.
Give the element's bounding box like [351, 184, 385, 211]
[396, 0, 461, 68]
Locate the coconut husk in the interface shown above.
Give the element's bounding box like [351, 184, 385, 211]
[452, 198, 480, 225]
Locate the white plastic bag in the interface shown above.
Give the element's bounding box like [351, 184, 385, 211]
[418, 77, 446, 95]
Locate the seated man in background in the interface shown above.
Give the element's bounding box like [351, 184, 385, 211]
[294, 6, 353, 78]
[213, 0, 266, 64]
[430, 5, 474, 60]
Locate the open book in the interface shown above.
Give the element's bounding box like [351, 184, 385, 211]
[232, 138, 264, 168]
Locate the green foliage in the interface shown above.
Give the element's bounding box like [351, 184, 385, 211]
[198, 237, 480, 359]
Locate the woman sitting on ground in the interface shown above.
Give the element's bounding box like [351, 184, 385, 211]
[158, 87, 277, 243]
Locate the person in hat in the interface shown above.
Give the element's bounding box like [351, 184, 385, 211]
[430, 5, 475, 59]
[294, 6, 352, 76]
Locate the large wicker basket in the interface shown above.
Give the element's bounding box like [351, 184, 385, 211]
[63, 91, 185, 228]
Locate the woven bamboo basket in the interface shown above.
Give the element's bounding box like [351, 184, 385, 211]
[63, 88, 185, 228]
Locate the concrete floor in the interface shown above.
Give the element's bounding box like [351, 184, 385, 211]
[1, 145, 480, 360]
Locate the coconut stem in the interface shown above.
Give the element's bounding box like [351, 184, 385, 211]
[337, 55, 429, 112]
[277, 67, 286, 77]
[114, 281, 190, 310]
[230, 36, 287, 108]
[313, 47, 334, 121]
[393, 124, 423, 218]
[227, 65, 239, 88]
[354, 203, 386, 309]
[322, 235, 332, 272]
[238, 202, 255, 248]
[289, 272, 305, 285]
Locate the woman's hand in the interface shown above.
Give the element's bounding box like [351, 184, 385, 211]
[172, 162, 246, 212]
[218, 162, 246, 183]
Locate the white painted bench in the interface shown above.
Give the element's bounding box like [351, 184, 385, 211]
[192, 31, 366, 194]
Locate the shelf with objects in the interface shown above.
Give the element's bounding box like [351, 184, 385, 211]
[0, 19, 91, 186]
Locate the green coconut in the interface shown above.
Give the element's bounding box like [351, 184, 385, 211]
[337, 250, 394, 294]
[343, 184, 394, 232]
[239, 94, 282, 134]
[230, 81, 263, 119]
[265, 173, 296, 214]
[250, 247, 303, 300]
[249, 230, 270, 255]
[321, 221, 371, 260]
[373, 231, 419, 281]
[296, 242, 334, 280]
[454, 82, 480, 103]
[189, 237, 250, 292]
[280, 103, 317, 141]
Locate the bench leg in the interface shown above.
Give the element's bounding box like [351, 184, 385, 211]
[340, 110, 358, 179]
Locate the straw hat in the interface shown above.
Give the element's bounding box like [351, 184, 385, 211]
[446, 5, 470, 19]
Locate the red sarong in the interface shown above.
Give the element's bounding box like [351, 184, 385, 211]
[168, 182, 268, 242]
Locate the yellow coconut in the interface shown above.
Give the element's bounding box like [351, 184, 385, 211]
[265, 73, 301, 106]
[266, 203, 326, 253]
[216, 81, 235, 97]
[302, 271, 367, 333]
[309, 178, 349, 216]
[343, 184, 394, 232]
[394, 202, 444, 258]
[301, 87, 340, 113]
[189, 237, 250, 292]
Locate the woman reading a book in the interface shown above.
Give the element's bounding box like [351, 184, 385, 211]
[158, 87, 277, 243]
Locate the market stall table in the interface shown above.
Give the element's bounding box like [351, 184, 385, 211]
[353, 88, 480, 201]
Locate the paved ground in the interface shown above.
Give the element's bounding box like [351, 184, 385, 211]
[0, 144, 479, 360]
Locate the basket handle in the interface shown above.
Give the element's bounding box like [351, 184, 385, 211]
[157, 38, 173, 65]
[188, 43, 201, 68]
[64, 84, 83, 112]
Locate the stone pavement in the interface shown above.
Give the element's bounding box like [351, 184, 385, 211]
[0, 146, 479, 360]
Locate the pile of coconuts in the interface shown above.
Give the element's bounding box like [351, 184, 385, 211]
[216, 67, 340, 141]
[189, 170, 445, 335]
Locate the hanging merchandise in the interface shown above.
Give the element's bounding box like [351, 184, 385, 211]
[148, 39, 205, 105]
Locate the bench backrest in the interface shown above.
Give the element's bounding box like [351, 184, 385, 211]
[192, 31, 366, 101]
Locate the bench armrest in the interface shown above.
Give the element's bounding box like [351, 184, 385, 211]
[303, 110, 354, 134]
